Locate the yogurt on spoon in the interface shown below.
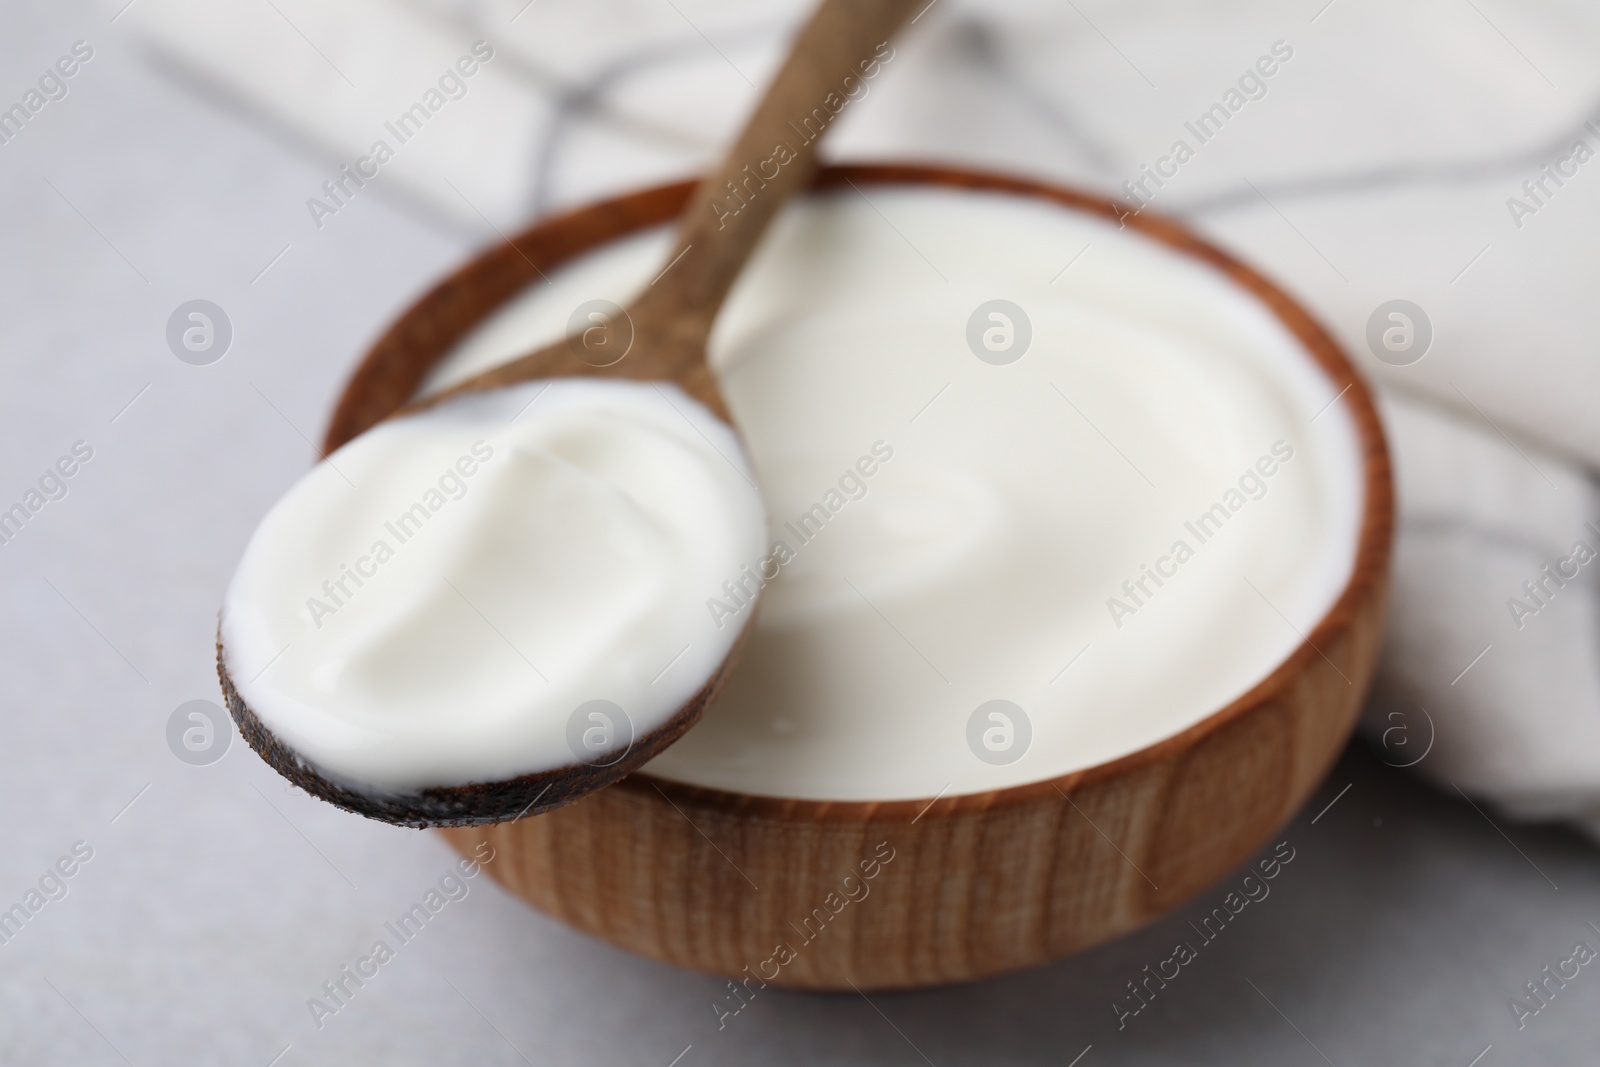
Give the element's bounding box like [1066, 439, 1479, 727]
[220, 380, 765, 808]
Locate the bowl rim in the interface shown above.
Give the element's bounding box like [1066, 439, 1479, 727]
[329, 161, 1394, 826]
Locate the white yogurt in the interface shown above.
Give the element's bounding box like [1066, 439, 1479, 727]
[221, 380, 768, 792]
[427, 185, 1367, 802]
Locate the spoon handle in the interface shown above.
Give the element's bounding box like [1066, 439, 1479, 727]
[625, 0, 924, 369]
[414, 0, 922, 418]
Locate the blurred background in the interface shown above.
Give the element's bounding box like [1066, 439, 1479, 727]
[4, 0, 1600, 1062]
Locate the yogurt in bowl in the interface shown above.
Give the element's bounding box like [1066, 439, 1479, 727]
[425, 182, 1366, 802]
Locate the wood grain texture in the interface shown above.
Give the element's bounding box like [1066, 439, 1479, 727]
[326, 164, 1393, 988]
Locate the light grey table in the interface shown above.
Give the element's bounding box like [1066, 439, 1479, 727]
[2, 3, 1597, 1064]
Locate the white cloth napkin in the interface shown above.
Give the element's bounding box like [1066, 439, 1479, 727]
[125, 0, 1600, 835]
[1372, 392, 1600, 835]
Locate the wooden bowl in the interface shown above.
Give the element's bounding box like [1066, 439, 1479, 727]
[323, 164, 1394, 991]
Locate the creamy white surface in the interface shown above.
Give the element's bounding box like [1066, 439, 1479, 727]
[426, 187, 1366, 801]
[222, 380, 767, 792]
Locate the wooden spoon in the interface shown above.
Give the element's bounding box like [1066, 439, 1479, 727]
[218, 0, 924, 828]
